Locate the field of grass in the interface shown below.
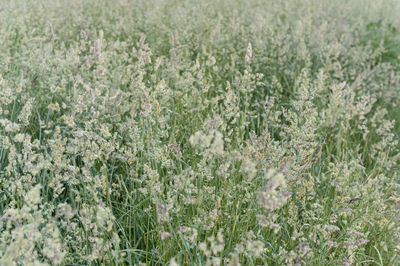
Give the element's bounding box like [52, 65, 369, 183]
[0, 0, 400, 265]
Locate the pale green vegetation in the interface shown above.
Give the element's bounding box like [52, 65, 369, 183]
[0, 0, 400, 265]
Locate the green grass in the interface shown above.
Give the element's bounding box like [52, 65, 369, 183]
[0, 0, 399, 265]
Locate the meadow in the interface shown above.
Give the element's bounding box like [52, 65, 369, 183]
[0, 0, 400, 265]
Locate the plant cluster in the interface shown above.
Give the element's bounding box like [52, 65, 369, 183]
[0, 0, 400, 265]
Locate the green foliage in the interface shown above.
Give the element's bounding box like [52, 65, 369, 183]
[0, 0, 399, 265]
